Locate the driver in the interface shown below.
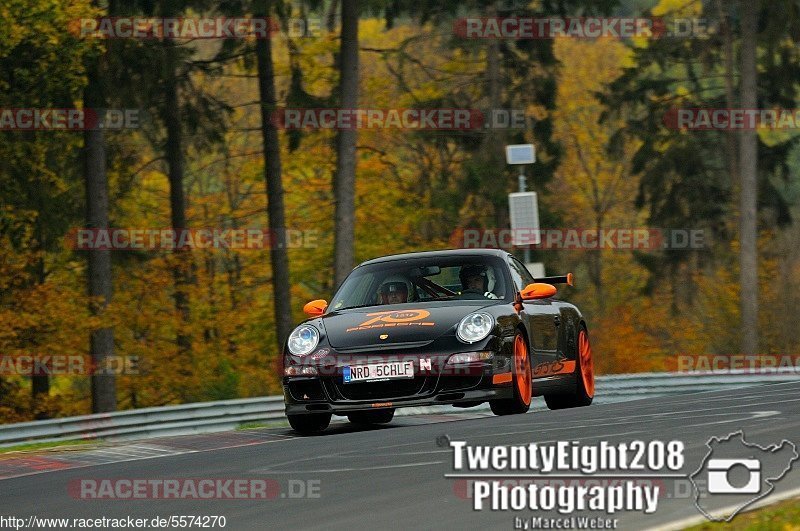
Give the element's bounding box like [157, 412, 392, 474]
[379, 275, 412, 305]
[459, 264, 498, 299]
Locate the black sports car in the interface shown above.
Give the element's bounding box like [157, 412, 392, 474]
[282, 249, 595, 434]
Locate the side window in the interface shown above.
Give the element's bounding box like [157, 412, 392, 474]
[508, 257, 534, 291]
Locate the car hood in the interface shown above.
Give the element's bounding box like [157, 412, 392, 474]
[321, 301, 496, 350]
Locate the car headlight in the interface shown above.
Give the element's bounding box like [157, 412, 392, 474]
[456, 313, 494, 344]
[287, 325, 320, 356]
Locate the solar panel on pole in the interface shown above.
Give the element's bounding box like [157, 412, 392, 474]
[508, 192, 540, 246]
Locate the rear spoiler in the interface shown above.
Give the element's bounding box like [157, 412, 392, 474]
[536, 273, 574, 287]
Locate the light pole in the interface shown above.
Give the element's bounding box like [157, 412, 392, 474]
[517, 165, 530, 264]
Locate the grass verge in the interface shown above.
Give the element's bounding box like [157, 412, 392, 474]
[684, 496, 800, 530]
[0, 439, 97, 454]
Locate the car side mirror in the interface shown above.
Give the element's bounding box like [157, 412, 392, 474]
[520, 283, 557, 301]
[303, 299, 328, 317]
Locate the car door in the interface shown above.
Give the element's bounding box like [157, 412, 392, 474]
[507, 257, 560, 375]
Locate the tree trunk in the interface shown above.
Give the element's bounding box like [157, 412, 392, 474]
[483, 5, 504, 228]
[326, 0, 339, 32]
[739, 0, 759, 355]
[256, 0, 294, 352]
[483, 5, 501, 147]
[332, 0, 359, 289]
[31, 189, 49, 410]
[715, 0, 739, 194]
[590, 215, 604, 311]
[162, 32, 193, 383]
[84, 54, 117, 413]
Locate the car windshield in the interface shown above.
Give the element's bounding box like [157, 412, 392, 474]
[329, 256, 509, 311]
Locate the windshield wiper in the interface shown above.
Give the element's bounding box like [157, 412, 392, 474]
[335, 303, 380, 311]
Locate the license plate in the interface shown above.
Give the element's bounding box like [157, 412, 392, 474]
[343, 361, 415, 383]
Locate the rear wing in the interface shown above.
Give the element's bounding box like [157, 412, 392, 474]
[536, 273, 574, 287]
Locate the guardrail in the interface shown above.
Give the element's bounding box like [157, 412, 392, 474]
[1, 370, 796, 448]
[0, 396, 285, 448]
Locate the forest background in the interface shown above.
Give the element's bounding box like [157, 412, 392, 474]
[2, 0, 799, 421]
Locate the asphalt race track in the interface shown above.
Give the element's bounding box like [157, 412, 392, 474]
[1, 380, 799, 530]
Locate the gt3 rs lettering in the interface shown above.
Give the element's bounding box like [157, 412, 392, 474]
[532, 360, 576, 376]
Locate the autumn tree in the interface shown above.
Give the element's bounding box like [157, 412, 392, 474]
[604, 0, 799, 304]
[0, 0, 97, 415]
[550, 38, 639, 311]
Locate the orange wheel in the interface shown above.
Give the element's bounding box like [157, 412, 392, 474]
[578, 329, 594, 399]
[544, 326, 594, 410]
[514, 334, 532, 406]
[490, 333, 532, 415]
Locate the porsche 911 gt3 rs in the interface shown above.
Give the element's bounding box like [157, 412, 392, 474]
[282, 249, 595, 434]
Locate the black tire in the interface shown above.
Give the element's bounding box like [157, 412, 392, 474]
[490, 333, 532, 416]
[489, 398, 518, 416]
[347, 409, 395, 425]
[544, 325, 594, 410]
[543, 392, 577, 410]
[287, 412, 331, 435]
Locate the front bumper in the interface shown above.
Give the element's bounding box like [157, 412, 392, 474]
[283, 337, 515, 416]
[284, 385, 510, 416]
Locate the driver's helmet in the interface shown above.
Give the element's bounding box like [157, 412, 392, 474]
[379, 275, 412, 303]
[459, 264, 496, 293]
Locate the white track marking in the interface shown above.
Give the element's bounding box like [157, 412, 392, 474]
[0, 437, 296, 482]
[266, 460, 445, 474]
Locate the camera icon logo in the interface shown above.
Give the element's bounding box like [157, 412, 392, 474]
[706, 458, 761, 494]
[690, 431, 798, 522]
